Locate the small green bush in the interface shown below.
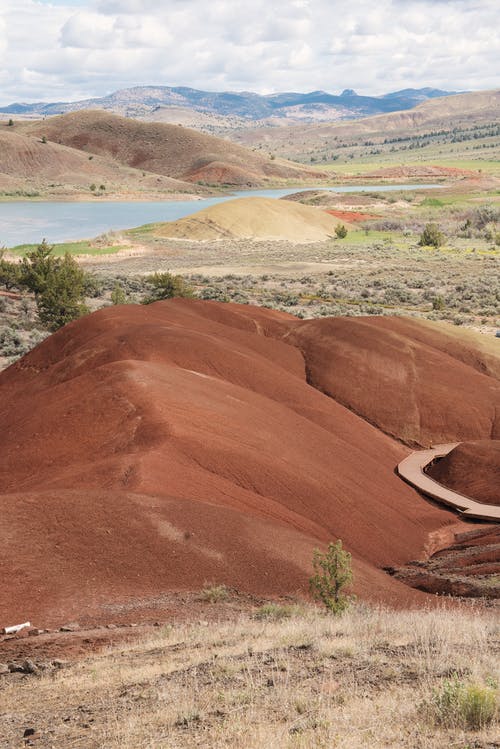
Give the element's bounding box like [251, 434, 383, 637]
[110, 283, 128, 305]
[200, 584, 229, 603]
[142, 272, 193, 304]
[309, 540, 354, 615]
[0, 253, 22, 290]
[432, 296, 445, 311]
[421, 197, 444, 208]
[0, 326, 24, 357]
[253, 604, 300, 621]
[335, 224, 348, 239]
[199, 286, 230, 302]
[429, 676, 498, 729]
[419, 223, 445, 248]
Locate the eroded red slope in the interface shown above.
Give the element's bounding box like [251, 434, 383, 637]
[1, 301, 496, 626]
[286, 316, 500, 447]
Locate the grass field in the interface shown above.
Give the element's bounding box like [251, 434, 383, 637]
[1, 601, 498, 748]
[320, 159, 500, 177]
[278, 120, 500, 175]
[9, 240, 124, 257]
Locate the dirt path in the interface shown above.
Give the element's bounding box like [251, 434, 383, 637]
[397, 443, 500, 521]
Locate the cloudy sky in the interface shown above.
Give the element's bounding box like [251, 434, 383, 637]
[0, 0, 498, 104]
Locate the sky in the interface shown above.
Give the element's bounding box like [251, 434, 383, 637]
[0, 0, 498, 104]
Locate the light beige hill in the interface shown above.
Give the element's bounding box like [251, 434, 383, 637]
[329, 89, 500, 136]
[141, 105, 246, 133]
[22, 110, 325, 187]
[0, 128, 201, 196]
[154, 197, 353, 242]
[232, 90, 500, 153]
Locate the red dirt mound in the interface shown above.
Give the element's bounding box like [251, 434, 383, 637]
[427, 441, 500, 505]
[286, 316, 500, 447]
[0, 301, 463, 628]
[324, 210, 379, 222]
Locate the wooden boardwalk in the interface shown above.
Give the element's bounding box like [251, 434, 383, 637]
[397, 443, 500, 522]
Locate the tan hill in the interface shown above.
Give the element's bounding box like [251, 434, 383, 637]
[427, 441, 500, 505]
[0, 128, 199, 196]
[1, 300, 499, 626]
[22, 110, 325, 187]
[0, 128, 201, 196]
[153, 196, 353, 241]
[141, 105, 248, 133]
[325, 89, 500, 136]
[231, 89, 500, 156]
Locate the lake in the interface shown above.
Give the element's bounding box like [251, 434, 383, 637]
[0, 185, 444, 247]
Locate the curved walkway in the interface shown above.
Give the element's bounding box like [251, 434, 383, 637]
[397, 443, 500, 522]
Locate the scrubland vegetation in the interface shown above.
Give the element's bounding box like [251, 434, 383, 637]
[254, 118, 500, 169]
[1, 602, 498, 748]
[1, 104, 498, 369]
[0, 176, 500, 372]
[1, 187, 498, 369]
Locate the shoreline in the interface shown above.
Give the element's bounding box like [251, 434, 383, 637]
[0, 177, 462, 204]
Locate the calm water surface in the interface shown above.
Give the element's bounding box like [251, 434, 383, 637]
[0, 185, 443, 247]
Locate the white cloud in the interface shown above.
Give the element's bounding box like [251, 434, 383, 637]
[60, 11, 172, 48]
[0, 0, 498, 104]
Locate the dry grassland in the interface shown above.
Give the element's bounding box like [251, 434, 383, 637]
[1, 603, 499, 748]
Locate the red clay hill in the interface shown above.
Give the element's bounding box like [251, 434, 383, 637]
[286, 316, 500, 446]
[428, 441, 500, 506]
[1, 301, 499, 627]
[22, 110, 324, 187]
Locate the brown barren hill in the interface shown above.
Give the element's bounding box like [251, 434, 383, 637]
[154, 197, 354, 241]
[286, 316, 500, 447]
[0, 128, 200, 195]
[0, 301, 467, 627]
[427, 441, 500, 506]
[22, 110, 325, 186]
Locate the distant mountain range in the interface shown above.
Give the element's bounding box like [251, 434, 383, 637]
[0, 85, 461, 123]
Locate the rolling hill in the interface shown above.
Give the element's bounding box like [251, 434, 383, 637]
[1, 299, 499, 626]
[229, 89, 500, 161]
[21, 110, 325, 187]
[286, 315, 500, 447]
[0, 128, 199, 196]
[153, 197, 353, 241]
